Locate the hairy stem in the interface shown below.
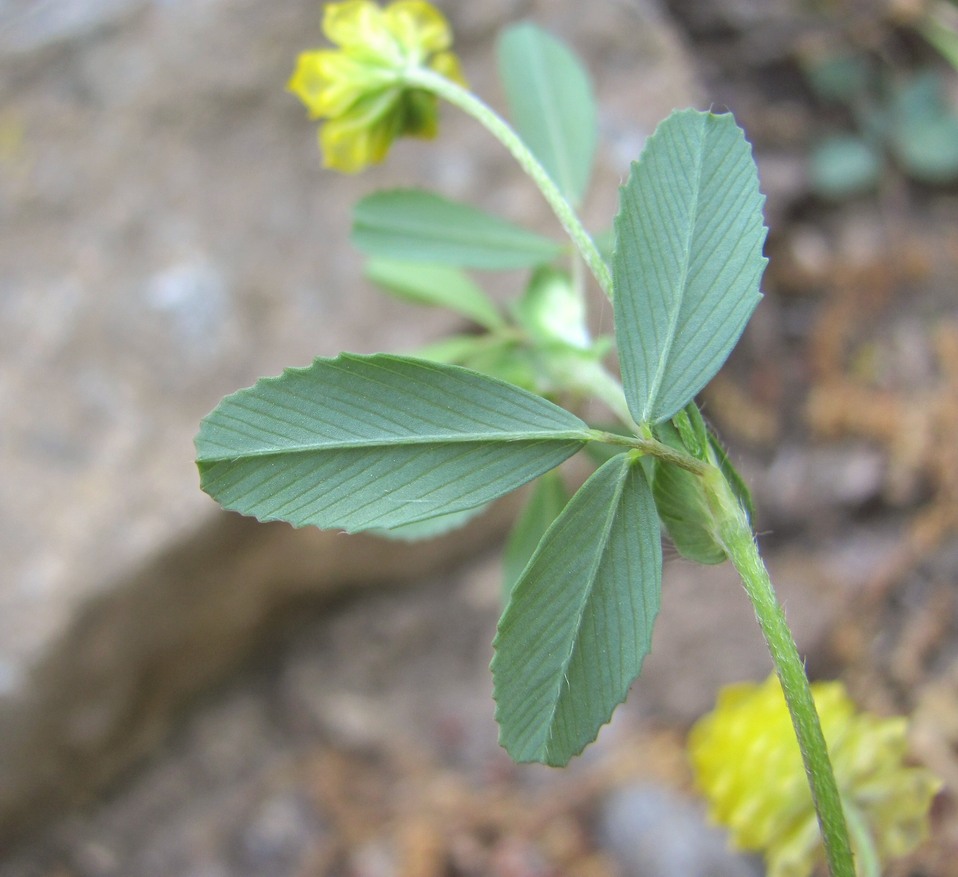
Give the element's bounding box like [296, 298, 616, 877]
[714, 490, 856, 877]
[406, 69, 854, 873]
[407, 68, 614, 300]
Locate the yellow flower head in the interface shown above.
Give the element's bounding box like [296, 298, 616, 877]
[288, 1, 466, 172]
[689, 675, 941, 877]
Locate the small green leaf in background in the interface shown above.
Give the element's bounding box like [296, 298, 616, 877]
[502, 469, 570, 599]
[492, 453, 662, 766]
[809, 135, 883, 199]
[196, 354, 590, 532]
[410, 333, 495, 365]
[497, 22, 597, 206]
[888, 71, 958, 183]
[802, 53, 872, 104]
[352, 189, 564, 269]
[918, 12, 958, 72]
[414, 333, 542, 393]
[513, 266, 590, 348]
[613, 109, 768, 425]
[365, 257, 505, 330]
[453, 342, 540, 392]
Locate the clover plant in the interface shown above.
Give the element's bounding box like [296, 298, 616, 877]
[195, 4, 939, 875]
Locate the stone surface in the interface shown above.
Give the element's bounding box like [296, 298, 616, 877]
[0, 0, 701, 844]
[598, 785, 761, 877]
[3, 535, 861, 875]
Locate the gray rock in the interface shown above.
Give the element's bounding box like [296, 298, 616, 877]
[0, 513, 867, 875]
[636, 540, 878, 723]
[0, 546, 503, 877]
[233, 790, 326, 875]
[0, 0, 147, 55]
[598, 784, 762, 877]
[0, 0, 701, 844]
[758, 443, 887, 527]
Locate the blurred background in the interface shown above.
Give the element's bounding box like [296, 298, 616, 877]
[1, 0, 957, 874]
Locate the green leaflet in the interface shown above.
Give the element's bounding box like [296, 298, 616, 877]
[613, 109, 768, 424]
[410, 333, 497, 365]
[497, 22, 597, 206]
[809, 135, 882, 200]
[196, 354, 589, 532]
[364, 257, 504, 331]
[492, 453, 662, 766]
[512, 266, 590, 349]
[888, 72, 958, 183]
[352, 189, 564, 269]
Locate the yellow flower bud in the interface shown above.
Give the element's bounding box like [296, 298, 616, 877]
[689, 675, 941, 877]
[287, 1, 466, 172]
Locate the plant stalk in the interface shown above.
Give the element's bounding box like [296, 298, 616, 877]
[411, 68, 856, 875]
[715, 490, 856, 877]
[406, 68, 614, 300]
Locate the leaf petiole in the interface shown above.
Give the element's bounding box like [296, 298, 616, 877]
[586, 429, 709, 475]
[404, 67, 614, 300]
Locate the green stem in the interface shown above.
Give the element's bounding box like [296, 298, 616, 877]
[405, 72, 854, 875]
[407, 68, 614, 300]
[714, 492, 856, 877]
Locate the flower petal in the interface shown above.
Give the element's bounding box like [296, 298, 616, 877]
[319, 90, 400, 172]
[325, 0, 406, 66]
[293, 0, 463, 173]
[429, 50, 467, 86]
[383, 1, 453, 56]
[288, 50, 352, 117]
[689, 675, 941, 877]
[323, 1, 378, 48]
